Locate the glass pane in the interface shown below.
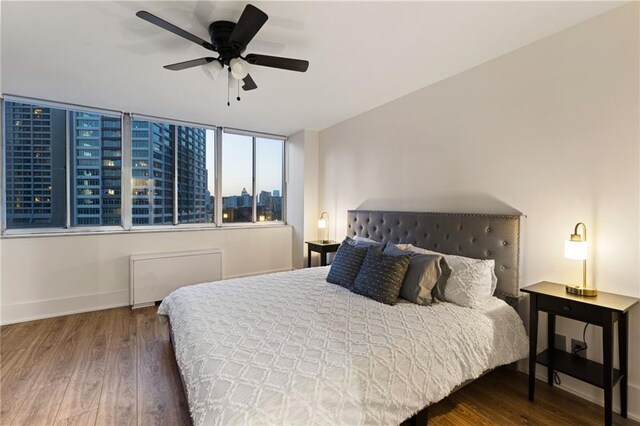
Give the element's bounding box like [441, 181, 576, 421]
[221, 132, 253, 223]
[71, 111, 122, 226]
[177, 126, 215, 224]
[131, 120, 175, 225]
[255, 138, 284, 222]
[4, 101, 67, 228]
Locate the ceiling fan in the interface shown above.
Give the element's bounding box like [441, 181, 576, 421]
[136, 4, 309, 104]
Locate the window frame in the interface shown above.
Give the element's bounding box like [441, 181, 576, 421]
[220, 128, 286, 227]
[1, 95, 125, 234]
[0, 95, 288, 237]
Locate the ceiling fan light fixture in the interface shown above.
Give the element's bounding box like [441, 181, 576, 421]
[230, 58, 250, 80]
[202, 60, 223, 81]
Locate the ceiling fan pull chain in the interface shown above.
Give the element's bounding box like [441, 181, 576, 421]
[227, 69, 231, 107]
[237, 79, 241, 102]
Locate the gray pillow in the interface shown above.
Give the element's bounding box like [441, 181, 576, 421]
[383, 242, 451, 306]
[351, 247, 410, 305]
[326, 240, 368, 289]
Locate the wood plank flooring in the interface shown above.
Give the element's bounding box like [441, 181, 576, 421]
[1, 306, 637, 425]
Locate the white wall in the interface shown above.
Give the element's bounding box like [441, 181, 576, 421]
[286, 130, 319, 269]
[0, 226, 292, 324]
[319, 2, 640, 419]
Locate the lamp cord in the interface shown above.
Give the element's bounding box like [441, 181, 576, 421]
[572, 323, 589, 356]
[552, 323, 589, 386]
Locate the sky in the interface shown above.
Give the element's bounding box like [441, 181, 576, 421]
[207, 131, 283, 197]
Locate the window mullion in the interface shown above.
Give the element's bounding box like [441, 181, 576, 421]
[215, 127, 223, 226]
[0, 99, 5, 232]
[173, 126, 178, 225]
[282, 139, 287, 224]
[65, 111, 71, 228]
[121, 114, 132, 229]
[252, 136, 257, 223]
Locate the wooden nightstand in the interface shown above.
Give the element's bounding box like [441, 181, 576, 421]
[305, 240, 340, 267]
[521, 281, 639, 426]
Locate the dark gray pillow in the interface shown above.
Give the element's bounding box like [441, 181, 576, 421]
[326, 240, 368, 289]
[351, 247, 410, 305]
[384, 242, 451, 305]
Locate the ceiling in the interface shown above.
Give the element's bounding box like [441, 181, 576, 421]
[1, 1, 625, 136]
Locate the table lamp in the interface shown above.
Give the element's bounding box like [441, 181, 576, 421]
[564, 222, 597, 296]
[318, 212, 330, 243]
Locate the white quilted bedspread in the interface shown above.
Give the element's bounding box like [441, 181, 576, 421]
[158, 267, 528, 426]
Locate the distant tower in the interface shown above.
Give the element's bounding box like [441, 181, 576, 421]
[4, 102, 66, 228]
[177, 125, 207, 223]
[71, 112, 122, 226]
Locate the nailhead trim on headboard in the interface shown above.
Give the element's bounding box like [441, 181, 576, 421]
[346, 210, 522, 298]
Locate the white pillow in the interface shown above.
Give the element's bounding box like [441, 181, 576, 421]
[352, 235, 378, 243]
[405, 244, 496, 308]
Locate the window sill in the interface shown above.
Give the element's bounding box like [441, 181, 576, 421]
[0, 222, 290, 239]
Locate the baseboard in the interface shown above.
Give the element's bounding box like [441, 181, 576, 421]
[523, 366, 640, 422]
[0, 289, 129, 325]
[0, 268, 294, 325]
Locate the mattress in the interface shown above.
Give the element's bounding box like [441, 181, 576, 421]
[158, 266, 528, 426]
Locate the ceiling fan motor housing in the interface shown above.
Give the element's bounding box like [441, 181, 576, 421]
[208, 21, 241, 65]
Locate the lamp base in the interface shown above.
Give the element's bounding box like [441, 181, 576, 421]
[322, 239, 332, 244]
[565, 285, 598, 297]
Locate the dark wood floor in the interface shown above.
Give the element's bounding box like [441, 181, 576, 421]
[1, 306, 637, 425]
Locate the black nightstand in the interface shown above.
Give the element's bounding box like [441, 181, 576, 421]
[521, 281, 639, 426]
[305, 240, 340, 267]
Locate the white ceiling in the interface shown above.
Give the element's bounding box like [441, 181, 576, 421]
[1, 1, 625, 136]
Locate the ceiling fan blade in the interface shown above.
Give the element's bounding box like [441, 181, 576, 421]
[242, 74, 258, 91]
[164, 57, 217, 71]
[229, 5, 268, 50]
[245, 54, 309, 72]
[136, 11, 215, 51]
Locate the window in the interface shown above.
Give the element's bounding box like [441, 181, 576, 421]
[130, 119, 174, 225]
[177, 125, 215, 224]
[222, 133, 253, 223]
[2, 97, 285, 233]
[71, 112, 122, 227]
[4, 101, 66, 228]
[256, 138, 284, 222]
[3, 100, 122, 228]
[221, 131, 285, 224]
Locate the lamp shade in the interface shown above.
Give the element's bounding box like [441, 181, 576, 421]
[230, 58, 249, 80]
[564, 240, 587, 260]
[317, 218, 327, 229]
[202, 60, 223, 81]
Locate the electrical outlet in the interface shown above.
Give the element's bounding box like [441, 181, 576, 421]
[571, 339, 587, 358]
[554, 334, 566, 351]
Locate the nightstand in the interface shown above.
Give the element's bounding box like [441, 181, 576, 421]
[521, 281, 639, 426]
[305, 240, 340, 267]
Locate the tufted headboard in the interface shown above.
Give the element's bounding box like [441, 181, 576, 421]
[346, 210, 522, 299]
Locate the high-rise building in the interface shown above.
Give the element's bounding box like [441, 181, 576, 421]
[4, 102, 66, 228]
[131, 120, 208, 225]
[4, 102, 209, 228]
[131, 120, 173, 225]
[71, 112, 122, 226]
[177, 125, 208, 223]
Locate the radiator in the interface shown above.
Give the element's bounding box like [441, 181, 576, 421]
[130, 249, 222, 308]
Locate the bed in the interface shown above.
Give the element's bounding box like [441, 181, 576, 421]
[158, 210, 529, 425]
